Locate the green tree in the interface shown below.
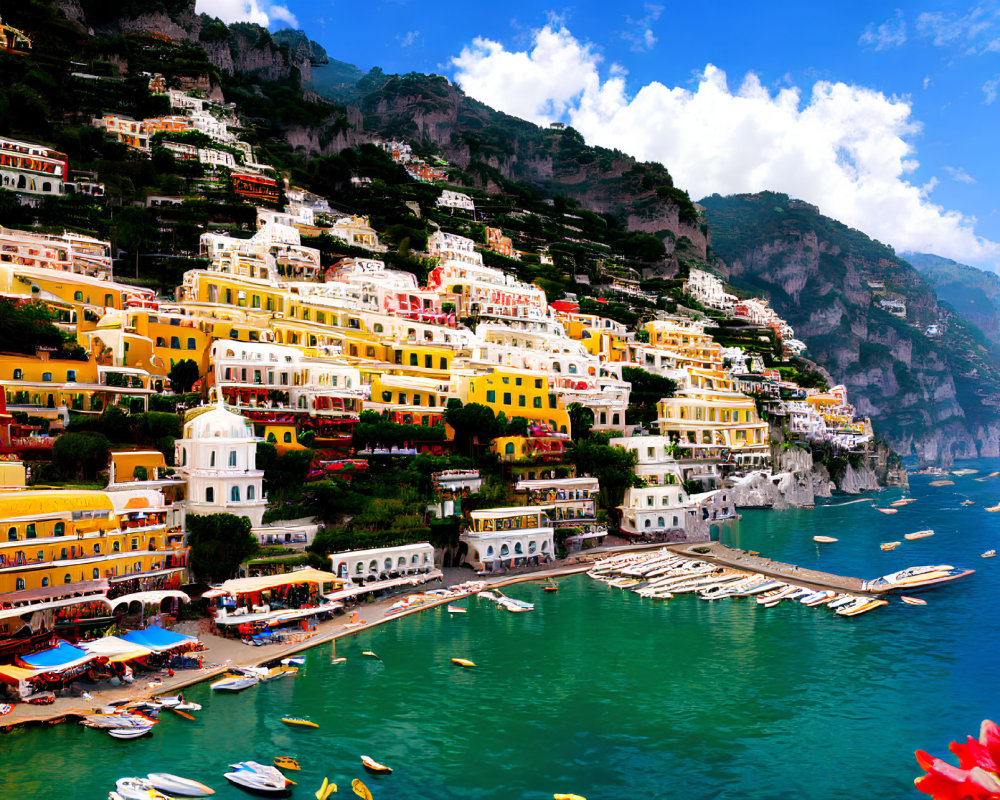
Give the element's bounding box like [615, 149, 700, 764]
[568, 403, 594, 440]
[186, 513, 258, 583]
[168, 359, 201, 394]
[622, 366, 678, 427]
[51, 431, 111, 480]
[444, 400, 508, 456]
[570, 433, 641, 524]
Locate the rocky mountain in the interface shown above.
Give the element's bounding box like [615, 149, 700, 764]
[904, 252, 1000, 353]
[701, 192, 1000, 465]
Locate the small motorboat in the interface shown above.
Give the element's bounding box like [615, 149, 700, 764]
[961, 500, 976, 506]
[901, 596, 927, 605]
[109, 726, 153, 740]
[273, 757, 300, 771]
[176, 701, 202, 712]
[554, 795, 587, 800]
[451, 658, 476, 667]
[447, 604, 467, 613]
[332, 657, 347, 664]
[874, 507, 898, 514]
[541, 582, 559, 592]
[362, 651, 380, 660]
[352, 778, 373, 800]
[282, 717, 319, 728]
[281, 656, 306, 667]
[147, 773, 215, 797]
[361, 755, 393, 775]
[225, 762, 291, 796]
[986, 504, 1000, 512]
[880, 542, 902, 551]
[982, 550, 996, 558]
[812, 536, 838, 543]
[210, 674, 258, 692]
[890, 498, 916, 507]
[115, 778, 169, 800]
[904, 530, 934, 541]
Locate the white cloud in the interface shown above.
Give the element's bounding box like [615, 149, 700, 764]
[859, 10, 908, 50]
[195, 0, 298, 28]
[397, 30, 421, 48]
[984, 75, 1000, 103]
[451, 24, 1000, 266]
[917, 4, 1000, 54]
[623, 4, 664, 53]
[945, 166, 977, 184]
[923, 75, 931, 89]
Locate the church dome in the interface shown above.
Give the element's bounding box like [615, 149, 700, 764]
[182, 403, 254, 441]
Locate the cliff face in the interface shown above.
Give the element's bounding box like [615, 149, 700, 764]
[702, 193, 1000, 465]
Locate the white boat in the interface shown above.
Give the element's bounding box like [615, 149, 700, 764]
[828, 595, 861, 610]
[147, 773, 215, 797]
[281, 656, 305, 666]
[982, 550, 996, 559]
[108, 727, 153, 740]
[224, 762, 290, 795]
[800, 590, 838, 607]
[447, 604, 467, 613]
[210, 674, 259, 692]
[115, 779, 167, 799]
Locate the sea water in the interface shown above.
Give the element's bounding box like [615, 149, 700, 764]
[1, 462, 998, 799]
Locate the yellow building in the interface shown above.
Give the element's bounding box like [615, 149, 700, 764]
[654, 368, 770, 470]
[0, 489, 186, 594]
[262, 423, 305, 453]
[0, 351, 99, 413]
[462, 368, 570, 433]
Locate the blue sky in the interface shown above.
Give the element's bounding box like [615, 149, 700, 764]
[198, 1, 1000, 269]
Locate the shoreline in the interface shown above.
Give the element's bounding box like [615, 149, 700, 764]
[0, 556, 610, 732]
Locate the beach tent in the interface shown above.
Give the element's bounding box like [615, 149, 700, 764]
[18, 640, 95, 672]
[80, 636, 153, 663]
[0, 664, 43, 686]
[121, 624, 198, 653]
[220, 568, 342, 597]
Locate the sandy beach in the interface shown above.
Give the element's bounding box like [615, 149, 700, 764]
[0, 555, 608, 731]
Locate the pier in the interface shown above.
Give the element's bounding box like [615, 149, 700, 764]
[664, 542, 881, 596]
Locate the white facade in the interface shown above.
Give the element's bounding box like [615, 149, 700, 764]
[198, 148, 237, 170]
[685, 269, 737, 310]
[329, 542, 436, 582]
[460, 506, 555, 571]
[175, 403, 267, 527]
[436, 190, 475, 212]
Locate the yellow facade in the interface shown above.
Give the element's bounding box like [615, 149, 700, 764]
[0, 489, 184, 594]
[0, 352, 100, 412]
[464, 369, 570, 433]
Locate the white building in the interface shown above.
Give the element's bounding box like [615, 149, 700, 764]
[175, 402, 267, 527]
[514, 477, 599, 528]
[436, 190, 475, 212]
[328, 542, 436, 582]
[685, 268, 737, 310]
[429, 470, 482, 518]
[460, 506, 555, 571]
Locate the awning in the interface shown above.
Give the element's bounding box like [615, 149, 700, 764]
[0, 664, 43, 685]
[0, 579, 108, 605]
[120, 624, 198, 653]
[19, 640, 95, 672]
[220, 568, 342, 596]
[214, 604, 329, 627]
[80, 636, 153, 663]
[0, 595, 112, 623]
[323, 571, 442, 602]
[201, 588, 230, 599]
[108, 590, 190, 609]
[108, 566, 186, 583]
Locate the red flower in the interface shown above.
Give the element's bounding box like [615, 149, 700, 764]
[916, 721, 1000, 799]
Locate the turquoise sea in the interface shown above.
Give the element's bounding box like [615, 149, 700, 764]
[1, 461, 999, 799]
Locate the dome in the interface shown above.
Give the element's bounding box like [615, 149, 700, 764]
[182, 403, 254, 441]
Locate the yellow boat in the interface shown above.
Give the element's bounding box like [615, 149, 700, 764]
[451, 658, 476, 668]
[361, 755, 392, 775]
[880, 542, 901, 551]
[554, 795, 587, 800]
[362, 651, 380, 660]
[315, 777, 337, 800]
[352, 779, 372, 800]
[274, 757, 301, 770]
[282, 717, 319, 728]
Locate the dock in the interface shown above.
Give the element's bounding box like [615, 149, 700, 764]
[664, 542, 881, 596]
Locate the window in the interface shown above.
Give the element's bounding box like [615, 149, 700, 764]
[394, 351, 403, 364]
[54, 522, 64, 536]
[409, 353, 418, 366]
[66, 370, 76, 382]
[170, 336, 180, 349]
[131, 538, 138, 550]
[93, 568, 100, 579]
[187, 338, 196, 350]
[486, 390, 496, 403]
[113, 541, 120, 552]
[93, 543, 100, 554]
[267, 432, 277, 443]
[440, 357, 447, 370]
[398, 393, 407, 405]
[6, 527, 15, 541]
[12, 368, 21, 380]
[40, 576, 49, 587]
[228, 450, 237, 467]
[503, 392, 511, 405]
[518, 395, 526, 407]
[569, 364, 578, 374]
[42, 372, 52, 382]
[505, 442, 515, 455]
[210, 451, 215, 467]
[658, 517, 665, 527]
[181, 448, 187, 466]
[60, 548, 67, 559]
[535, 379, 543, 389]
[206, 487, 214, 502]
[231, 486, 240, 502]
[515, 377, 522, 386]
[15, 578, 24, 590]
[247, 485, 255, 500]
[283, 432, 292, 443]
[26, 523, 36, 539]
[74, 291, 83, 302]
[533, 397, 542, 408]
[549, 394, 557, 409]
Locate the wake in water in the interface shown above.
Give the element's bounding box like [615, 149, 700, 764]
[820, 498, 876, 507]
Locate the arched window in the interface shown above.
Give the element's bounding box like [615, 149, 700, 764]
[63, 574, 72, 584]
[170, 336, 180, 349]
[41, 577, 49, 587]
[12, 368, 21, 380]
[644, 519, 651, 528]
[505, 442, 515, 455]
[156, 337, 166, 347]
[93, 568, 100, 579]
[206, 487, 214, 502]
[7, 527, 16, 541]
[267, 432, 277, 443]
[657, 516, 664, 527]
[54, 522, 64, 536]
[113, 541, 120, 552]
[247, 485, 255, 500]
[568, 363, 577, 374]
[283, 432, 292, 443]
[74, 291, 83, 302]
[228, 450, 237, 467]
[231, 486, 240, 502]
[514, 542, 523, 554]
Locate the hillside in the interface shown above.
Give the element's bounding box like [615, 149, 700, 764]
[904, 252, 1000, 353]
[701, 192, 1000, 465]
